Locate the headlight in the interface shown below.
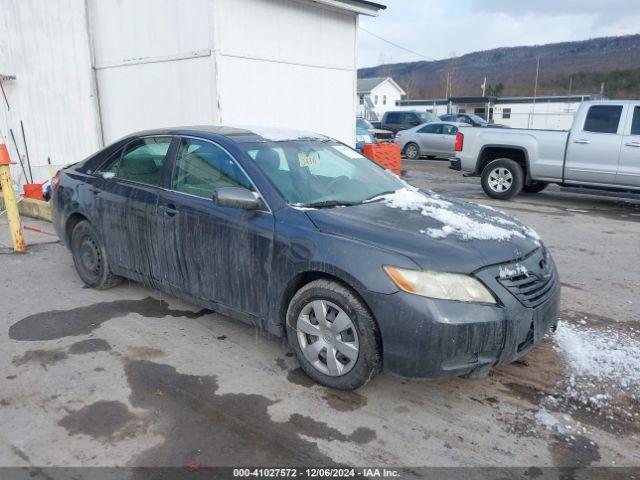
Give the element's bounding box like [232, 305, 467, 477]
[384, 266, 496, 304]
[356, 134, 373, 143]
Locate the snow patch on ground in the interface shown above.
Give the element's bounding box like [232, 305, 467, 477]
[381, 188, 537, 242]
[553, 320, 640, 391]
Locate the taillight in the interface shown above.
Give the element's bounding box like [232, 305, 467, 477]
[51, 170, 61, 190]
[455, 132, 464, 151]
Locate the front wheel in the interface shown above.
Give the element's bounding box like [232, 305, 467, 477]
[403, 142, 420, 160]
[481, 158, 524, 200]
[286, 279, 381, 390]
[70, 220, 122, 289]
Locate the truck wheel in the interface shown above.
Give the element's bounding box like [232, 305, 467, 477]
[286, 279, 381, 390]
[522, 182, 548, 194]
[403, 143, 420, 160]
[70, 220, 122, 290]
[481, 158, 524, 200]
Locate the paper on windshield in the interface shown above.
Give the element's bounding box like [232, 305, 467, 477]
[298, 150, 319, 167]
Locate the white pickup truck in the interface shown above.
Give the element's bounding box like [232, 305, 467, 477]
[450, 100, 640, 199]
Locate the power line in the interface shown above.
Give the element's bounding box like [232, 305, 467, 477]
[359, 27, 435, 62]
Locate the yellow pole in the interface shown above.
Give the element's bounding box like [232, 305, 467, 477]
[0, 144, 26, 253]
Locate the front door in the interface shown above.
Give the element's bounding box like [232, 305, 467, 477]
[158, 136, 274, 318]
[616, 104, 640, 188]
[564, 104, 623, 185]
[94, 136, 173, 284]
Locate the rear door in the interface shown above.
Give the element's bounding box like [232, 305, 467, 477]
[564, 104, 624, 185]
[93, 136, 174, 283]
[416, 123, 443, 155]
[158, 136, 274, 317]
[616, 104, 640, 188]
[440, 124, 459, 157]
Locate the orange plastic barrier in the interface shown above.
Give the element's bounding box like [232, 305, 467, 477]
[23, 183, 44, 201]
[363, 143, 402, 175]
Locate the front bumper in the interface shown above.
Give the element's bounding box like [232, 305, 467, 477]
[360, 251, 561, 378]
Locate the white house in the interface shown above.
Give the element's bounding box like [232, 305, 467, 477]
[0, 0, 385, 184]
[356, 77, 405, 121]
[396, 94, 601, 130]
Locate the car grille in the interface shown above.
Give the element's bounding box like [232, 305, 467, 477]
[374, 132, 394, 140]
[497, 263, 558, 308]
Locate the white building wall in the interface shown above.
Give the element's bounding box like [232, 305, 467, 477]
[0, 0, 362, 184]
[214, 0, 357, 144]
[0, 0, 101, 184]
[493, 101, 582, 130]
[368, 80, 403, 118]
[87, 0, 216, 142]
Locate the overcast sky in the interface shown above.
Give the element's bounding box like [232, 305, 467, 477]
[358, 0, 640, 68]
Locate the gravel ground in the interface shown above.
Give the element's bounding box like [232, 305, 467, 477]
[1, 160, 639, 477]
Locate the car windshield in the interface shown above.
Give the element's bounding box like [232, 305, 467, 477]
[468, 114, 488, 125]
[243, 141, 404, 208]
[418, 112, 438, 124]
[356, 118, 374, 129]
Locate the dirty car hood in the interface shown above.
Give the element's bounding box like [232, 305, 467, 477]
[304, 189, 541, 273]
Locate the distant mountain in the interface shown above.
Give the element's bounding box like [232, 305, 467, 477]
[358, 35, 640, 100]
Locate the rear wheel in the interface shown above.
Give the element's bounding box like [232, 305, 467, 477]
[286, 279, 381, 390]
[70, 220, 121, 289]
[522, 182, 548, 194]
[403, 142, 420, 160]
[481, 158, 524, 200]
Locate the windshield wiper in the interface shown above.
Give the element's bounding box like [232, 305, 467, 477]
[303, 200, 359, 209]
[361, 190, 397, 203]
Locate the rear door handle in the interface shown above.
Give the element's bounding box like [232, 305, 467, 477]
[625, 141, 640, 147]
[573, 139, 591, 144]
[163, 203, 178, 217]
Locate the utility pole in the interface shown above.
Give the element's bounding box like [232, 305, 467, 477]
[0, 144, 26, 253]
[529, 56, 540, 128]
[481, 77, 487, 97]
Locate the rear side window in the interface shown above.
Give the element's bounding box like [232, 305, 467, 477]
[442, 124, 458, 135]
[584, 105, 623, 134]
[631, 107, 640, 136]
[117, 137, 171, 186]
[418, 124, 441, 134]
[386, 112, 400, 123]
[172, 138, 252, 198]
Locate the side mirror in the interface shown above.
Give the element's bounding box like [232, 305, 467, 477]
[213, 187, 260, 210]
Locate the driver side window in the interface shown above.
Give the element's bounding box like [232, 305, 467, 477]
[172, 138, 252, 199]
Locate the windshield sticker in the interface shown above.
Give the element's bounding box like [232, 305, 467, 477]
[298, 150, 319, 167]
[332, 145, 365, 159]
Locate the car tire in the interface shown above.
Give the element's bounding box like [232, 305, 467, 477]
[286, 279, 381, 390]
[522, 182, 548, 194]
[481, 158, 524, 200]
[70, 220, 122, 290]
[403, 142, 420, 160]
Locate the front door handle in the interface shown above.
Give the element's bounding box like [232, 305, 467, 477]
[163, 203, 178, 217]
[625, 141, 640, 147]
[573, 139, 591, 144]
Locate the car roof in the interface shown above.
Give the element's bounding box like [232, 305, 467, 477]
[121, 125, 331, 144]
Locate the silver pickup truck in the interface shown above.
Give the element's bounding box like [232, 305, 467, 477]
[450, 100, 640, 199]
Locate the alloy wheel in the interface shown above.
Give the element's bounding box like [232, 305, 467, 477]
[405, 144, 419, 159]
[296, 299, 359, 376]
[487, 167, 514, 193]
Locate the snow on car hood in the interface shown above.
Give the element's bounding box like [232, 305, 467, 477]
[304, 188, 541, 273]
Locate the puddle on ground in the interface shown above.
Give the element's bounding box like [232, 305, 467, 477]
[12, 349, 68, 370]
[68, 338, 112, 355]
[59, 400, 135, 439]
[9, 297, 210, 341]
[124, 360, 374, 468]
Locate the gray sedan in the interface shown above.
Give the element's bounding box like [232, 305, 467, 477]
[395, 121, 469, 160]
